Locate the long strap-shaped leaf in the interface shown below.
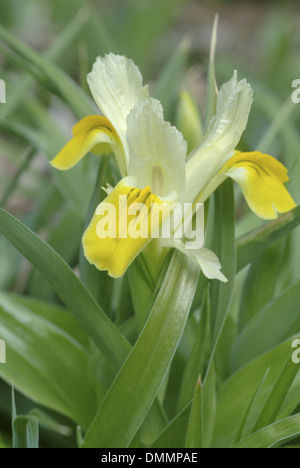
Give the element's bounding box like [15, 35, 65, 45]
[82, 250, 199, 448]
[231, 414, 300, 448]
[0, 208, 131, 372]
[252, 354, 299, 433]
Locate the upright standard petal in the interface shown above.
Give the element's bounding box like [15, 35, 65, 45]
[82, 177, 173, 278]
[127, 98, 187, 200]
[222, 151, 296, 219]
[185, 71, 253, 203]
[50, 115, 123, 171]
[87, 54, 149, 167]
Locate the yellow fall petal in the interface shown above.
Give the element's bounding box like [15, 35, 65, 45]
[82, 178, 171, 278]
[222, 151, 296, 219]
[50, 115, 122, 171]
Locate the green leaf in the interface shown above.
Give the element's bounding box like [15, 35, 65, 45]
[253, 354, 299, 432]
[232, 280, 300, 370]
[177, 287, 211, 411]
[83, 4, 118, 55]
[0, 148, 36, 207]
[1, 116, 94, 221]
[204, 14, 219, 131]
[0, 207, 166, 442]
[151, 405, 191, 449]
[0, 293, 96, 428]
[76, 425, 84, 448]
[82, 251, 199, 448]
[116, 0, 190, 68]
[152, 364, 216, 449]
[256, 98, 298, 153]
[28, 409, 72, 437]
[253, 81, 300, 169]
[236, 206, 300, 272]
[234, 369, 270, 444]
[11, 385, 17, 422]
[0, 208, 131, 373]
[0, 8, 90, 124]
[11, 386, 39, 449]
[238, 241, 286, 331]
[0, 236, 21, 290]
[210, 179, 236, 345]
[0, 433, 7, 448]
[0, 23, 96, 118]
[202, 360, 217, 448]
[214, 336, 300, 447]
[138, 399, 168, 448]
[28, 206, 83, 300]
[153, 38, 189, 120]
[128, 257, 154, 330]
[232, 414, 300, 448]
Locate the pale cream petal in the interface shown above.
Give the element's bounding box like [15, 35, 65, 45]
[185, 71, 253, 203]
[87, 54, 149, 167]
[126, 98, 187, 200]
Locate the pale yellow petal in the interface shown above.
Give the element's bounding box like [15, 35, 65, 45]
[166, 239, 227, 282]
[87, 54, 149, 167]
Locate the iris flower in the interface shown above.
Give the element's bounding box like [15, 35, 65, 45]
[51, 54, 295, 281]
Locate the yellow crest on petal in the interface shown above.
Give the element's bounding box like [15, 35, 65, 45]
[82, 178, 172, 278]
[223, 151, 296, 219]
